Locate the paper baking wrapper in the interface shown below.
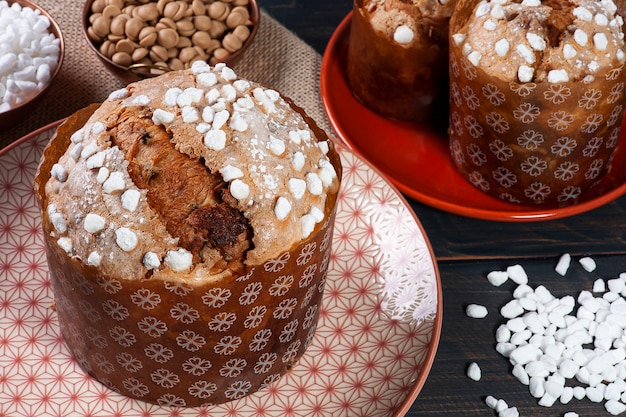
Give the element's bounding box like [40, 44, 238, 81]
[34, 106, 341, 407]
[346, 1, 452, 122]
[449, 0, 626, 205]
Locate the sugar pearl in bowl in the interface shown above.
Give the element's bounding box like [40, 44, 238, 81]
[0, 0, 64, 130]
[82, 0, 259, 83]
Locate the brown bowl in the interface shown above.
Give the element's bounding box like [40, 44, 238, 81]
[0, 0, 64, 131]
[82, 0, 260, 84]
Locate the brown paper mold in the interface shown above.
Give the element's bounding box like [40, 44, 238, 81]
[448, 0, 626, 205]
[33, 65, 342, 407]
[346, 0, 456, 122]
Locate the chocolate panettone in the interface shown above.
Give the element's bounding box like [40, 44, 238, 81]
[449, 0, 626, 204]
[34, 62, 342, 407]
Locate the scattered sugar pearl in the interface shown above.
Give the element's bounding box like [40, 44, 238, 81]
[274, 196, 292, 220]
[563, 44, 577, 59]
[466, 304, 488, 318]
[204, 129, 226, 150]
[318, 159, 337, 186]
[452, 33, 466, 45]
[131, 94, 150, 106]
[86, 151, 106, 169]
[120, 189, 140, 212]
[305, 172, 323, 195]
[564, 412, 579, 417]
[163, 88, 182, 106]
[593, 278, 606, 292]
[115, 227, 138, 252]
[309, 206, 325, 223]
[213, 110, 230, 130]
[164, 248, 193, 271]
[143, 251, 161, 270]
[574, 29, 588, 46]
[91, 122, 105, 135]
[49, 212, 67, 233]
[490, 4, 505, 19]
[83, 213, 106, 233]
[70, 128, 84, 143]
[518, 65, 534, 83]
[51, 163, 68, 182]
[526, 33, 546, 51]
[573, 6, 593, 21]
[191, 60, 210, 73]
[548, 69, 569, 83]
[486, 395, 499, 409]
[57, 237, 73, 254]
[516, 44, 536, 64]
[507, 264, 528, 285]
[393, 25, 414, 44]
[181, 106, 199, 123]
[467, 362, 482, 381]
[300, 214, 316, 238]
[96, 167, 109, 183]
[595, 13, 609, 26]
[593, 33, 608, 51]
[579, 256, 596, 272]
[102, 171, 126, 194]
[288, 178, 306, 199]
[229, 111, 248, 132]
[70, 143, 82, 161]
[292, 152, 305, 171]
[487, 270, 509, 286]
[220, 65, 237, 81]
[268, 136, 286, 155]
[152, 108, 175, 124]
[555, 253, 571, 276]
[229, 179, 250, 200]
[80, 143, 98, 159]
[467, 51, 482, 66]
[87, 251, 102, 266]
[108, 88, 128, 101]
[253, 87, 277, 113]
[475, 1, 491, 17]
[220, 165, 244, 182]
[495, 39, 510, 57]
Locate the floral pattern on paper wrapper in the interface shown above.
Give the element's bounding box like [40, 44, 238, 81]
[45, 209, 336, 408]
[449, 47, 626, 205]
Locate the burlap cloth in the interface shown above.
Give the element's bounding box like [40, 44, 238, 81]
[0, 3, 330, 149]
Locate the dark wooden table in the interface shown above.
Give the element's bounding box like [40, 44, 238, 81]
[2, 1, 624, 416]
[264, 1, 626, 416]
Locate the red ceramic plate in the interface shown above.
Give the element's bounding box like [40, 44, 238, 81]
[0, 120, 441, 417]
[321, 13, 626, 221]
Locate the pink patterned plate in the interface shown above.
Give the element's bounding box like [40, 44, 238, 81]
[0, 121, 442, 417]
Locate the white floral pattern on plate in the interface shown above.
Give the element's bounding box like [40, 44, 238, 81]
[0, 121, 441, 417]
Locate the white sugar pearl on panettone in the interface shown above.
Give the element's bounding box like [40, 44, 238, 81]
[143, 251, 161, 270]
[51, 163, 68, 182]
[288, 178, 306, 199]
[102, 171, 126, 194]
[393, 25, 414, 44]
[220, 165, 244, 181]
[84, 213, 106, 233]
[120, 189, 141, 212]
[115, 227, 138, 252]
[230, 179, 250, 200]
[274, 196, 292, 220]
[152, 108, 175, 124]
[204, 129, 226, 150]
[87, 251, 102, 266]
[164, 248, 193, 271]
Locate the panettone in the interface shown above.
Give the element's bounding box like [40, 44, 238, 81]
[34, 61, 342, 407]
